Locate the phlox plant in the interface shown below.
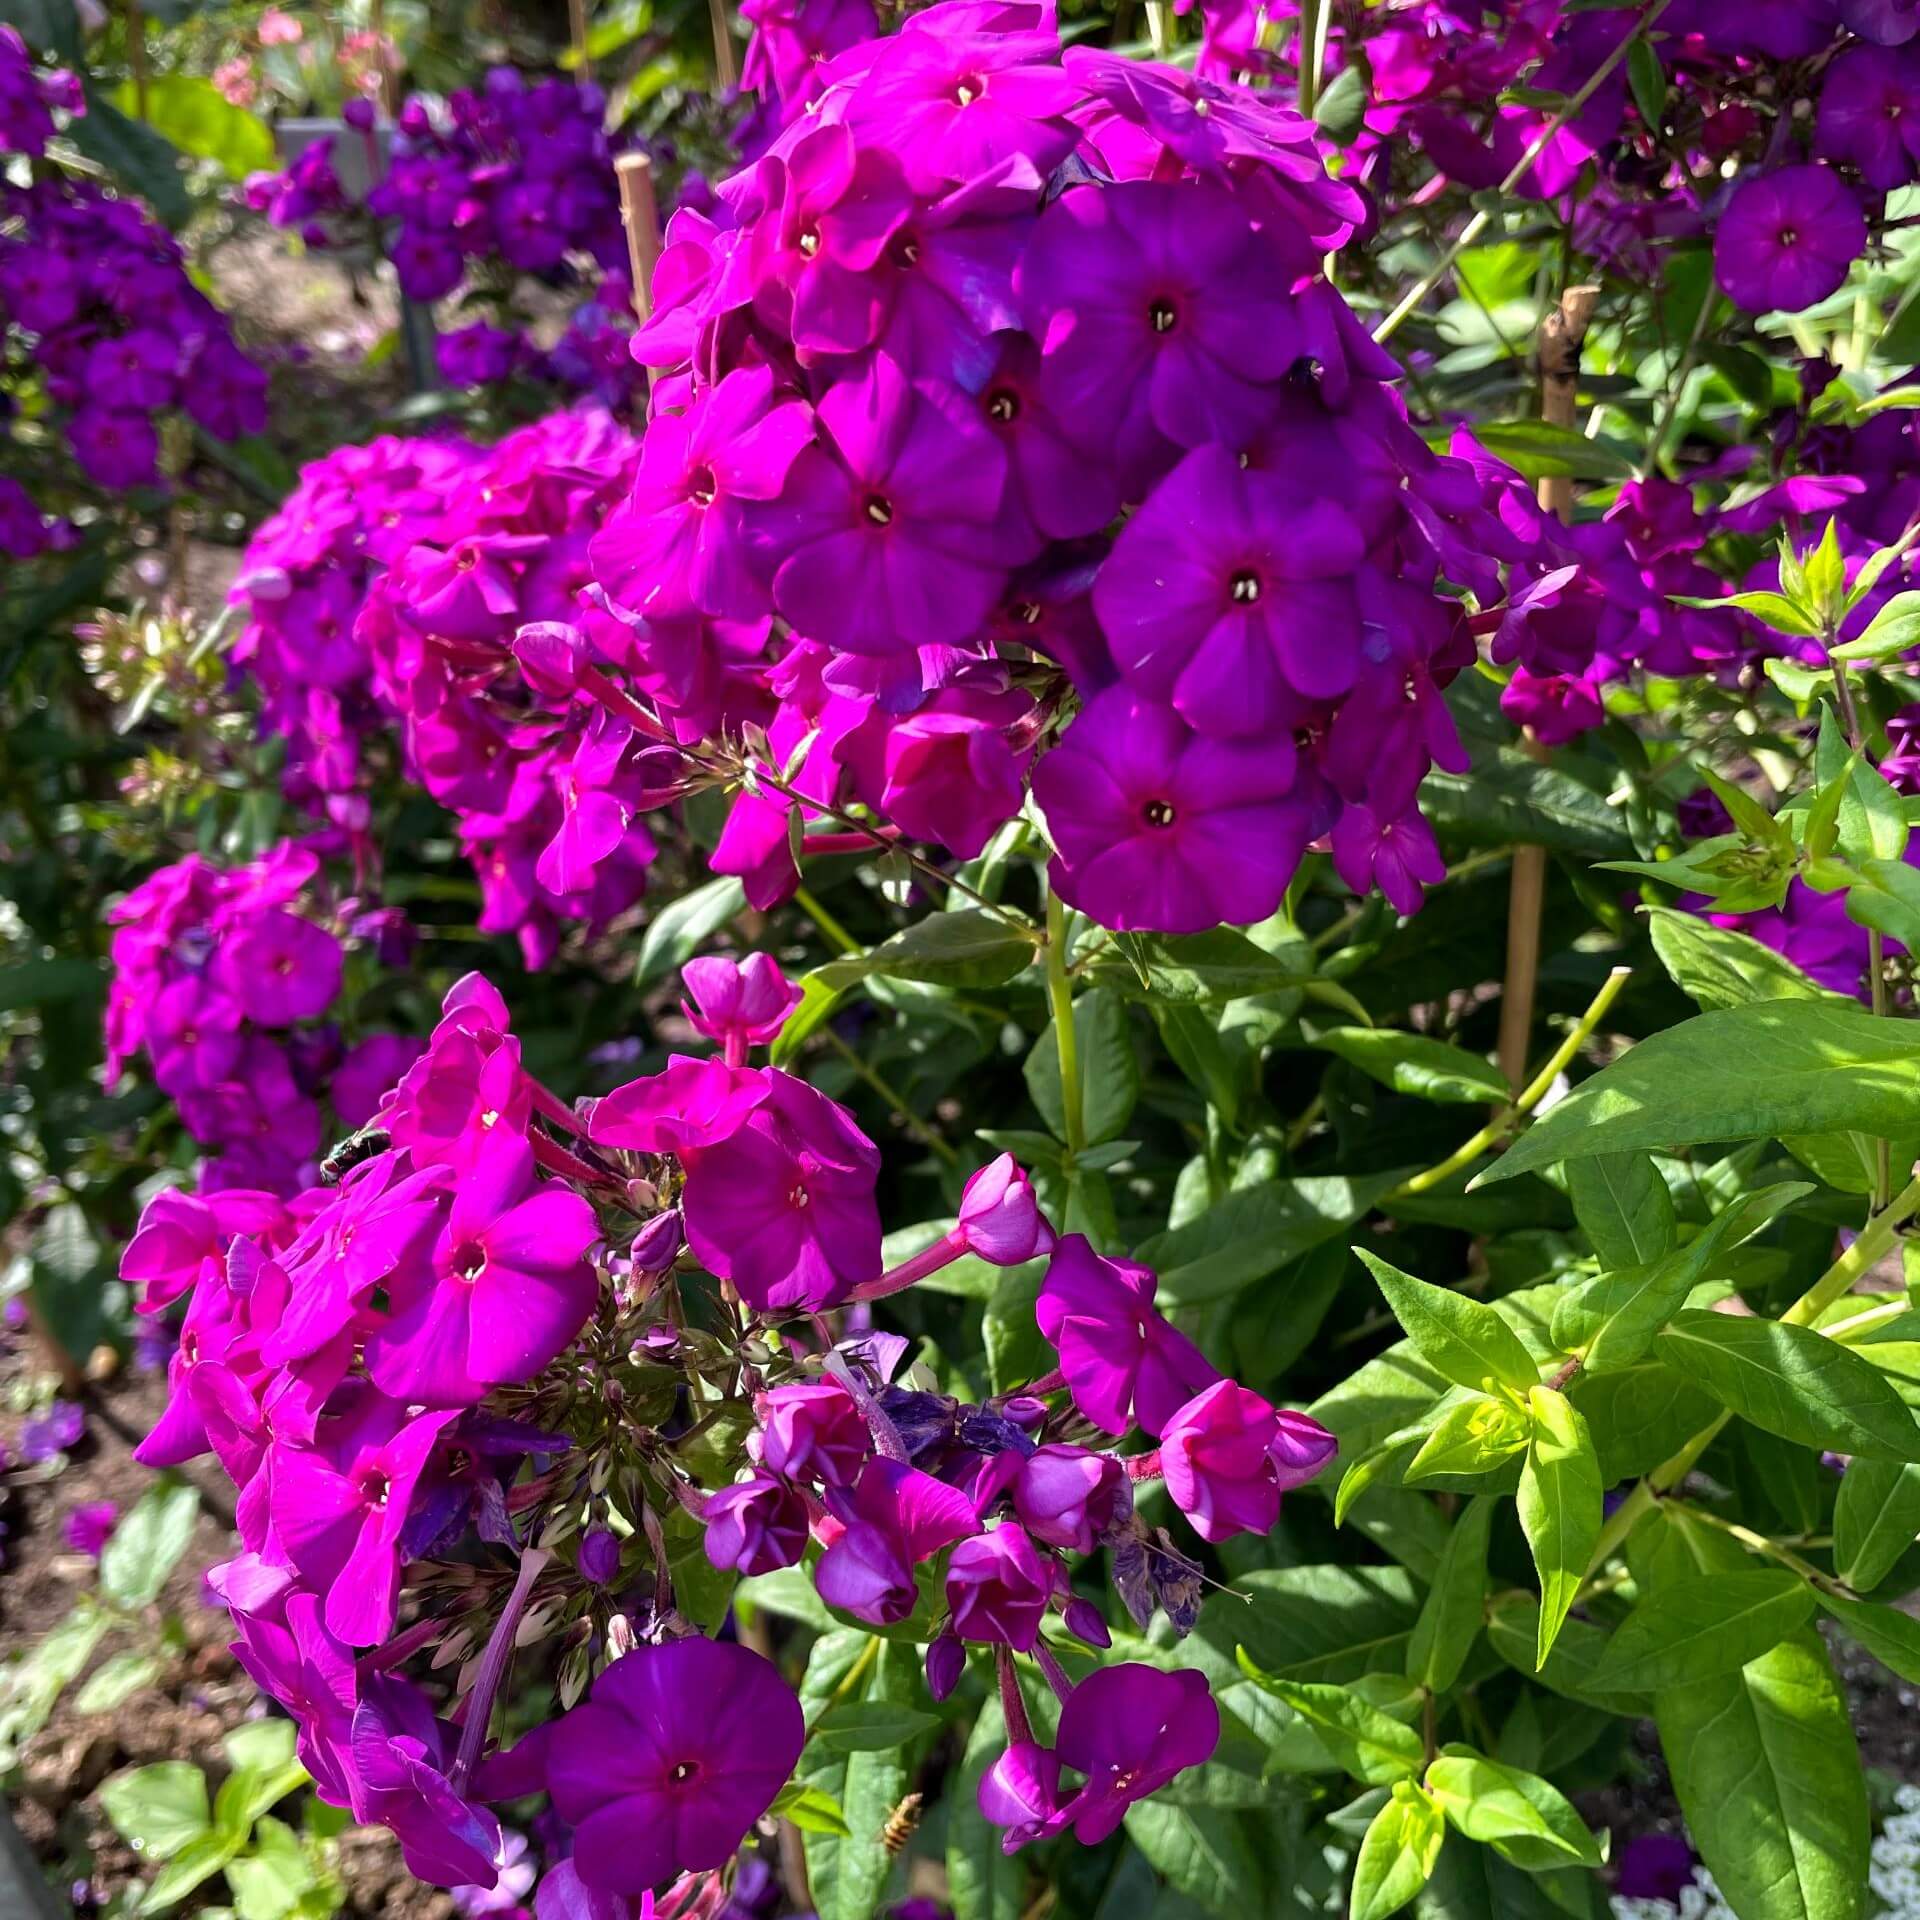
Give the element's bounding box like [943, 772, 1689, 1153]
[24, 0, 1920, 1916]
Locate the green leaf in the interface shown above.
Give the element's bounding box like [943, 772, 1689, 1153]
[1516, 1387, 1601, 1669]
[1098, 928, 1314, 1002]
[1404, 1395, 1532, 1482]
[100, 1762, 213, 1859]
[1233, 1669, 1423, 1786]
[1025, 987, 1138, 1145]
[1419, 752, 1631, 859]
[1482, 1001, 1920, 1184]
[1833, 1457, 1920, 1591]
[1830, 590, 1920, 663]
[1817, 1591, 1920, 1683]
[221, 1719, 298, 1777]
[1657, 1311, 1920, 1460]
[68, 87, 191, 228]
[1647, 907, 1840, 1012]
[1565, 1152, 1674, 1270]
[1352, 1781, 1446, 1920]
[1225, 1566, 1422, 1686]
[1141, 1176, 1394, 1307]
[1423, 1748, 1602, 1870]
[946, 1699, 1023, 1920]
[98, 1481, 200, 1611]
[0, 1600, 108, 1767]
[0, 0, 82, 58]
[1405, 1497, 1494, 1694]
[1626, 32, 1666, 123]
[1356, 1251, 1539, 1396]
[1677, 589, 1820, 636]
[634, 876, 746, 989]
[812, 1700, 943, 1752]
[1312, 58, 1369, 142]
[74, 1652, 163, 1714]
[1588, 1570, 1815, 1693]
[771, 1781, 853, 1837]
[771, 971, 852, 1068]
[1467, 420, 1637, 481]
[859, 909, 1036, 989]
[108, 75, 275, 178]
[1549, 1181, 1811, 1373]
[225, 1817, 314, 1920]
[1314, 1029, 1509, 1105]
[140, 1830, 240, 1913]
[1122, 1800, 1262, 1917]
[1656, 1630, 1867, 1920]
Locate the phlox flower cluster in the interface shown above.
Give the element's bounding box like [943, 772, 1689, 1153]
[231, 432, 479, 824]
[245, 73, 645, 404]
[0, 23, 78, 160]
[104, 842, 422, 1194]
[578, 0, 1549, 929]
[354, 407, 660, 968]
[0, 160, 267, 512]
[120, 952, 1333, 1904]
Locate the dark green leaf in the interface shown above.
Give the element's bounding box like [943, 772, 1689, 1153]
[1406, 1497, 1494, 1694]
[812, 1701, 943, 1752]
[1143, 1177, 1395, 1307]
[1122, 1801, 1262, 1917]
[1232, 1668, 1423, 1785]
[1647, 907, 1840, 1012]
[1467, 420, 1637, 481]
[1484, 1002, 1920, 1184]
[1314, 1029, 1508, 1105]
[1656, 1630, 1867, 1920]
[68, 88, 191, 228]
[1588, 1570, 1815, 1693]
[634, 876, 746, 989]
[1818, 1591, 1920, 1683]
[946, 1700, 1023, 1920]
[1025, 987, 1138, 1145]
[1657, 1311, 1920, 1461]
[1097, 928, 1313, 1003]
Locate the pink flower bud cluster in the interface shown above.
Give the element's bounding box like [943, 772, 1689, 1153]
[104, 843, 422, 1195]
[117, 948, 1332, 1902]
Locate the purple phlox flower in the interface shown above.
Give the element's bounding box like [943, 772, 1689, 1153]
[63, 1501, 117, 1558]
[762, 353, 1028, 656]
[1714, 167, 1867, 316]
[593, 365, 815, 621]
[333, 1034, 430, 1130]
[926, 1627, 966, 1702]
[701, 1472, 810, 1574]
[1158, 1381, 1334, 1542]
[957, 1153, 1055, 1265]
[590, 1056, 772, 1156]
[270, 1398, 457, 1644]
[1330, 801, 1449, 919]
[946, 1520, 1055, 1648]
[230, 1590, 359, 1801]
[1012, 1444, 1129, 1553]
[680, 1070, 883, 1311]
[681, 953, 805, 1062]
[349, 1674, 503, 1889]
[815, 1456, 979, 1622]
[365, 1125, 600, 1407]
[1016, 180, 1304, 493]
[978, 1739, 1064, 1853]
[750, 1377, 874, 1486]
[1034, 687, 1318, 935]
[1041, 1662, 1219, 1845]
[1034, 1233, 1219, 1438]
[20, 1398, 85, 1464]
[863, 682, 1035, 859]
[1817, 45, 1920, 190]
[544, 1637, 805, 1894]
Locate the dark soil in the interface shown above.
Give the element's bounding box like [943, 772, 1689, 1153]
[1, 1347, 452, 1919]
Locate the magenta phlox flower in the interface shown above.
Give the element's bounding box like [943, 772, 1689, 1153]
[750, 1378, 875, 1485]
[544, 1637, 804, 1894]
[230, 1590, 359, 1801]
[1016, 182, 1303, 491]
[681, 953, 805, 1060]
[946, 1520, 1054, 1648]
[680, 1070, 883, 1310]
[956, 1152, 1056, 1265]
[979, 1740, 1064, 1852]
[1159, 1380, 1335, 1541]
[590, 1056, 772, 1155]
[1715, 167, 1867, 315]
[762, 353, 1028, 654]
[1041, 1663, 1219, 1843]
[269, 1396, 456, 1644]
[349, 1675, 504, 1888]
[1035, 687, 1317, 935]
[365, 1128, 600, 1407]
[1036, 1234, 1218, 1437]
[702, 1472, 810, 1573]
[815, 1456, 980, 1622]
[209, 907, 342, 1027]
[1013, 1444, 1129, 1553]
[1330, 801, 1449, 917]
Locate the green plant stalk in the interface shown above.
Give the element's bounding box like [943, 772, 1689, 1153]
[1373, 0, 1670, 345]
[1388, 964, 1632, 1197]
[1639, 266, 1718, 481]
[1297, 0, 1329, 118]
[793, 884, 861, 958]
[1670, 1500, 1846, 1595]
[1045, 886, 1086, 1155]
[819, 1026, 960, 1166]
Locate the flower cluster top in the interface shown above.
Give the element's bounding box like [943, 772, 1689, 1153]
[121, 955, 1335, 1908]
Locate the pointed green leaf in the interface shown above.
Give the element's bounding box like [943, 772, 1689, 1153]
[1351, 1781, 1446, 1920]
[1833, 1457, 1920, 1592]
[1588, 1570, 1815, 1694]
[1565, 1152, 1674, 1270]
[1656, 1311, 1920, 1461]
[1516, 1387, 1601, 1669]
[1403, 1396, 1533, 1483]
[1355, 1251, 1538, 1396]
[1405, 1497, 1495, 1694]
[1818, 1591, 1920, 1684]
[1646, 907, 1839, 1012]
[1423, 1748, 1602, 1870]
[1314, 1029, 1509, 1106]
[98, 1481, 200, 1611]
[1233, 1667, 1423, 1786]
[1656, 1630, 1867, 1920]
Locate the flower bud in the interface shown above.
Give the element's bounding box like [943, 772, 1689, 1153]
[579, 1528, 622, 1586]
[947, 1523, 1052, 1651]
[956, 1154, 1055, 1266]
[925, 1627, 965, 1703]
[750, 1380, 872, 1488]
[629, 1208, 683, 1275]
[1062, 1597, 1110, 1648]
[1160, 1381, 1336, 1544]
[1014, 1446, 1130, 1554]
[681, 952, 804, 1053]
[702, 1474, 809, 1576]
[513, 620, 589, 698]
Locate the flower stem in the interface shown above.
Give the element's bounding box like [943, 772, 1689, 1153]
[1044, 887, 1085, 1157]
[449, 1545, 551, 1794]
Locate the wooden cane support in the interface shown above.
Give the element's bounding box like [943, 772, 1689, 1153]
[615, 150, 661, 328]
[570, 0, 593, 81]
[709, 0, 740, 90]
[1495, 284, 1600, 1094]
